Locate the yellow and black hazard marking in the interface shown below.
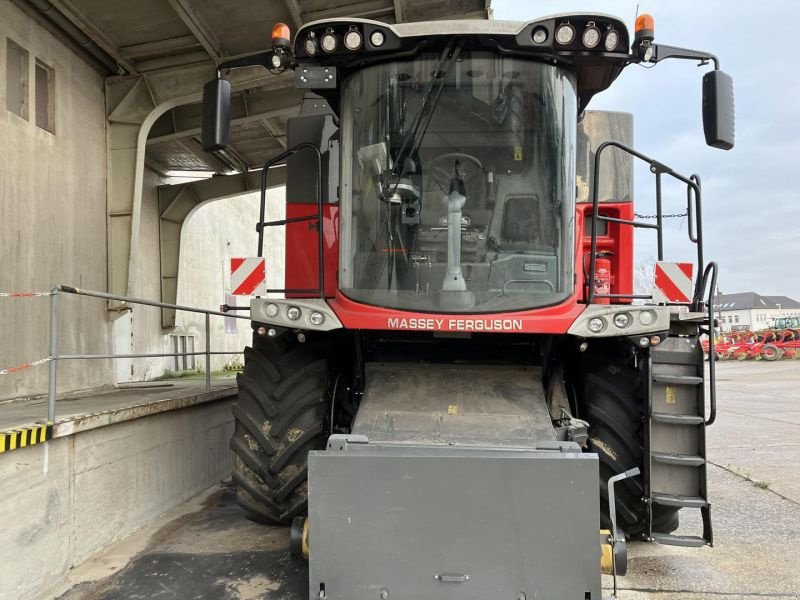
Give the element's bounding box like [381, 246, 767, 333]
[0, 423, 53, 453]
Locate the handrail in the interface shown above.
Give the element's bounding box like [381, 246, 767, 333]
[694, 262, 719, 426]
[256, 142, 325, 299]
[588, 141, 704, 304]
[42, 285, 249, 423]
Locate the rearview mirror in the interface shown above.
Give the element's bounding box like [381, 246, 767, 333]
[202, 78, 231, 152]
[702, 70, 735, 150]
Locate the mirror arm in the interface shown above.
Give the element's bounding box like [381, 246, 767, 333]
[635, 42, 720, 70]
[216, 51, 276, 78]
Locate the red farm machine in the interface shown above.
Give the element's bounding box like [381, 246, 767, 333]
[202, 11, 734, 599]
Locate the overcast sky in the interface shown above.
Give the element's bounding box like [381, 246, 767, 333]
[493, 0, 800, 300]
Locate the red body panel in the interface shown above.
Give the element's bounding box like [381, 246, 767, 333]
[328, 292, 587, 334]
[285, 203, 339, 298]
[577, 202, 634, 302]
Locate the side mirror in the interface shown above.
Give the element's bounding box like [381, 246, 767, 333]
[702, 70, 735, 150]
[202, 78, 231, 152]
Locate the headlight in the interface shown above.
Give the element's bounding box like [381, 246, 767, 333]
[309, 311, 325, 326]
[639, 310, 656, 326]
[344, 28, 362, 51]
[320, 30, 337, 53]
[532, 27, 548, 44]
[582, 23, 601, 48]
[555, 23, 575, 45]
[286, 306, 302, 321]
[265, 303, 279, 317]
[304, 35, 318, 56]
[604, 29, 620, 52]
[369, 30, 385, 47]
[613, 313, 631, 329]
[588, 317, 605, 333]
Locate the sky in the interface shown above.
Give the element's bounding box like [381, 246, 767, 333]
[493, 0, 800, 300]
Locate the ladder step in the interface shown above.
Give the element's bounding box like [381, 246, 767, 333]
[652, 374, 703, 386]
[651, 412, 704, 425]
[651, 452, 705, 466]
[651, 492, 707, 509]
[652, 533, 707, 548]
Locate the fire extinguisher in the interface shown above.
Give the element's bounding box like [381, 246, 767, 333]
[593, 252, 613, 304]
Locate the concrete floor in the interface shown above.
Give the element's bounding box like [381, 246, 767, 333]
[56, 361, 800, 600]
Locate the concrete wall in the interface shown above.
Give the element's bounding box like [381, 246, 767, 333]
[0, 397, 234, 600]
[0, 0, 111, 400]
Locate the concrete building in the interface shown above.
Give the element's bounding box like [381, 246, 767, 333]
[715, 291, 800, 332]
[0, 0, 491, 401]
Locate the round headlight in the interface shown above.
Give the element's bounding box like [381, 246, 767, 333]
[286, 306, 302, 321]
[320, 31, 337, 53]
[344, 29, 362, 51]
[639, 310, 656, 326]
[270, 54, 282, 69]
[304, 36, 318, 56]
[265, 303, 279, 318]
[604, 29, 620, 52]
[309, 311, 325, 326]
[532, 27, 548, 44]
[588, 317, 605, 333]
[613, 313, 631, 329]
[582, 25, 601, 48]
[370, 30, 385, 47]
[555, 23, 575, 45]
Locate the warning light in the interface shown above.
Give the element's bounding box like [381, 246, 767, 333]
[272, 22, 291, 48]
[634, 13, 655, 42]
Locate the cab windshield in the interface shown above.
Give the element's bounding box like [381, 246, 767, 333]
[339, 51, 577, 313]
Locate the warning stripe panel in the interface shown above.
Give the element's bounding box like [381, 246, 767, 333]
[231, 257, 266, 296]
[0, 424, 53, 454]
[653, 262, 693, 304]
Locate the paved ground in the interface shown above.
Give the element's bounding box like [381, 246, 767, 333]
[56, 361, 800, 600]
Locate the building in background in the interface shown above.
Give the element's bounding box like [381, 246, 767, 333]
[715, 292, 800, 332]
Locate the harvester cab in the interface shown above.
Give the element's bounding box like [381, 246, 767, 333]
[203, 12, 733, 600]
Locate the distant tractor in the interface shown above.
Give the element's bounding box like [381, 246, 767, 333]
[204, 11, 733, 599]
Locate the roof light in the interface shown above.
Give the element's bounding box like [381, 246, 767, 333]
[604, 29, 620, 52]
[634, 13, 655, 42]
[582, 22, 601, 48]
[555, 22, 575, 45]
[304, 33, 318, 57]
[272, 22, 291, 48]
[344, 28, 362, 51]
[370, 30, 385, 47]
[532, 27, 548, 44]
[320, 29, 337, 53]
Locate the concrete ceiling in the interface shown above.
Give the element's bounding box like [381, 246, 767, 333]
[20, 0, 492, 174]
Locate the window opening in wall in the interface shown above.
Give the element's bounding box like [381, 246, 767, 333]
[171, 335, 196, 371]
[5, 39, 29, 119]
[35, 59, 55, 133]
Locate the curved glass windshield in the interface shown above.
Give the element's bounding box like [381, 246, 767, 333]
[339, 52, 577, 313]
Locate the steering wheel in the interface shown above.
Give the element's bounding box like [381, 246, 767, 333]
[429, 152, 484, 195]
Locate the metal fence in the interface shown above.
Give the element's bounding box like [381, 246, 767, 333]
[3, 285, 249, 423]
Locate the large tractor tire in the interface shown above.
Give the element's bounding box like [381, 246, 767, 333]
[230, 331, 330, 525]
[582, 355, 679, 536]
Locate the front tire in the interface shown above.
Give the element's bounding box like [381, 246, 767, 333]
[581, 350, 679, 536]
[230, 331, 330, 525]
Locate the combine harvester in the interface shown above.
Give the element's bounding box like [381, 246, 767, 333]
[203, 10, 734, 599]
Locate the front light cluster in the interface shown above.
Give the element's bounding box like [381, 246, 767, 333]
[265, 303, 326, 327]
[306, 26, 371, 56]
[555, 21, 620, 51]
[585, 310, 659, 335]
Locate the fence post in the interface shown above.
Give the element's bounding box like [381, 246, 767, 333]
[47, 288, 59, 423]
[205, 313, 211, 392]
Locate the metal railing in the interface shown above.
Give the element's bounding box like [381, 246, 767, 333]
[40, 285, 250, 423]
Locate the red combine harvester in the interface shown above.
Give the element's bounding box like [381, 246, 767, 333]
[203, 12, 733, 599]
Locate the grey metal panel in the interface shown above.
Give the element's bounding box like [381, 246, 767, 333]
[352, 363, 556, 446]
[309, 441, 601, 600]
[576, 110, 633, 203]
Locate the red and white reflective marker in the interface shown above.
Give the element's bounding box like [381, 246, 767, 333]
[231, 258, 267, 296]
[653, 261, 693, 304]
